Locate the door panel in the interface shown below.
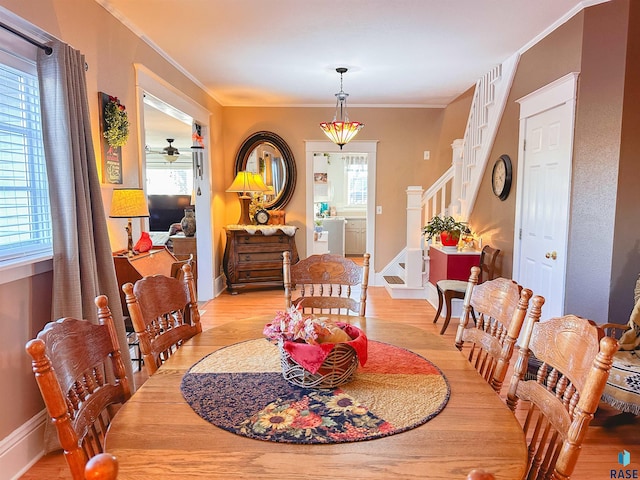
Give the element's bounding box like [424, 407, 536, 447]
[517, 102, 572, 317]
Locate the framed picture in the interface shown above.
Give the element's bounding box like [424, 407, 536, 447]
[314, 172, 328, 184]
[98, 92, 123, 184]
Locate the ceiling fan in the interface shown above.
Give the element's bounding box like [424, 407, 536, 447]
[146, 138, 184, 163]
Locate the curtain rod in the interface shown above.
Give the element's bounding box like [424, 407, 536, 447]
[0, 21, 52, 55]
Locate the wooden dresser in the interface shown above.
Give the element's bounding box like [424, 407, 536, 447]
[223, 225, 299, 294]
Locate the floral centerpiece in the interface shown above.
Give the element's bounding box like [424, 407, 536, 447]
[264, 305, 367, 388]
[103, 96, 129, 147]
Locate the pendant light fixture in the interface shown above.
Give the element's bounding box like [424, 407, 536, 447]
[320, 67, 364, 149]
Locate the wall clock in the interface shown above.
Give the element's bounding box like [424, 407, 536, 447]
[254, 209, 270, 225]
[491, 154, 512, 201]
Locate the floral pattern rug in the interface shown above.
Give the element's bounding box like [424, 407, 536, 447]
[180, 339, 450, 444]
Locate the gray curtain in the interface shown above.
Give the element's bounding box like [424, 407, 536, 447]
[37, 40, 134, 450]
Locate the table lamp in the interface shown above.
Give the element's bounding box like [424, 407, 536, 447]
[226, 171, 268, 225]
[109, 188, 150, 256]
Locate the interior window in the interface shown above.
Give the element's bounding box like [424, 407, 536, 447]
[146, 167, 192, 195]
[0, 46, 52, 264]
[345, 156, 367, 207]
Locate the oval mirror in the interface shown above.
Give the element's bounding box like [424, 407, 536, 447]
[234, 131, 296, 210]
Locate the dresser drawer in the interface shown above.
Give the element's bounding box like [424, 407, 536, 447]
[236, 234, 290, 246]
[236, 269, 283, 283]
[235, 251, 285, 263]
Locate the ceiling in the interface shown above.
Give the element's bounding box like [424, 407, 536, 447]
[97, 0, 605, 108]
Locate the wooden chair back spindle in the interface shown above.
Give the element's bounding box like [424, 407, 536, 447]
[25, 296, 131, 480]
[284, 251, 370, 316]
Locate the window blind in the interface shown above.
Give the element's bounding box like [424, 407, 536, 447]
[344, 155, 368, 206]
[0, 60, 52, 263]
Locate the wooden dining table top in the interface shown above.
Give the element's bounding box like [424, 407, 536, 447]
[105, 315, 527, 479]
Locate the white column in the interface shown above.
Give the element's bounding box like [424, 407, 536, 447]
[405, 186, 424, 288]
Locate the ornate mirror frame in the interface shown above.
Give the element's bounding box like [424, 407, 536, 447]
[234, 131, 296, 211]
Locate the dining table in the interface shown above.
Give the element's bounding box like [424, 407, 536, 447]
[105, 315, 527, 479]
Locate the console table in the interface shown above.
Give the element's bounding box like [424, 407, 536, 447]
[428, 244, 481, 286]
[223, 225, 298, 294]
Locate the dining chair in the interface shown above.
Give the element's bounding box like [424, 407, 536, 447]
[283, 251, 370, 316]
[25, 295, 131, 480]
[454, 266, 533, 393]
[124, 254, 195, 371]
[85, 453, 118, 480]
[506, 312, 619, 480]
[433, 245, 500, 335]
[122, 263, 201, 376]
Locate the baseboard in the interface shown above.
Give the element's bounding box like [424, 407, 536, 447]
[0, 410, 47, 480]
[214, 273, 227, 297]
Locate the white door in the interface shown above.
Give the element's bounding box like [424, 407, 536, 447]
[515, 73, 578, 318]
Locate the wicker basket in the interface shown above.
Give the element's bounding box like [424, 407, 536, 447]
[279, 342, 358, 389]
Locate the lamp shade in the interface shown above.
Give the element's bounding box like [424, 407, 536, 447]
[250, 172, 269, 192]
[226, 171, 268, 197]
[320, 121, 364, 148]
[109, 188, 150, 218]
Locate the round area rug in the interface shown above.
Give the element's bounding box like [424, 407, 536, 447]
[180, 339, 450, 444]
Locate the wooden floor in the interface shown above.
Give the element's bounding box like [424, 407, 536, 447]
[22, 286, 638, 479]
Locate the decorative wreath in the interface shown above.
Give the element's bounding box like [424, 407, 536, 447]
[103, 96, 129, 147]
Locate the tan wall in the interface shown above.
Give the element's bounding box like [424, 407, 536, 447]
[0, 271, 52, 435]
[221, 107, 456, 271]
[581, 0, 640, 323]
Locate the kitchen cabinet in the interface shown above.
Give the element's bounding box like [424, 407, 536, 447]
[345, 217, 366, 255]
[321, 217, 345, 256]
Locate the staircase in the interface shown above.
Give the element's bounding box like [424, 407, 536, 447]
[382, 53, 519, 299]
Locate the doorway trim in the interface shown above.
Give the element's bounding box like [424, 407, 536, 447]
[304, 140, 378, 282]
[513, 72, 579, 314]
[134, 64, 214, 301]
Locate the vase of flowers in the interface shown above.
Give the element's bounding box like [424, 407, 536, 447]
[263, 305, 367, 389]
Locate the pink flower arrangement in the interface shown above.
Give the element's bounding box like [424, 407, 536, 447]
[263, 305, 332, 345]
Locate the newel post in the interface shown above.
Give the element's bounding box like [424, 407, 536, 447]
[405, 186, 424, 288]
